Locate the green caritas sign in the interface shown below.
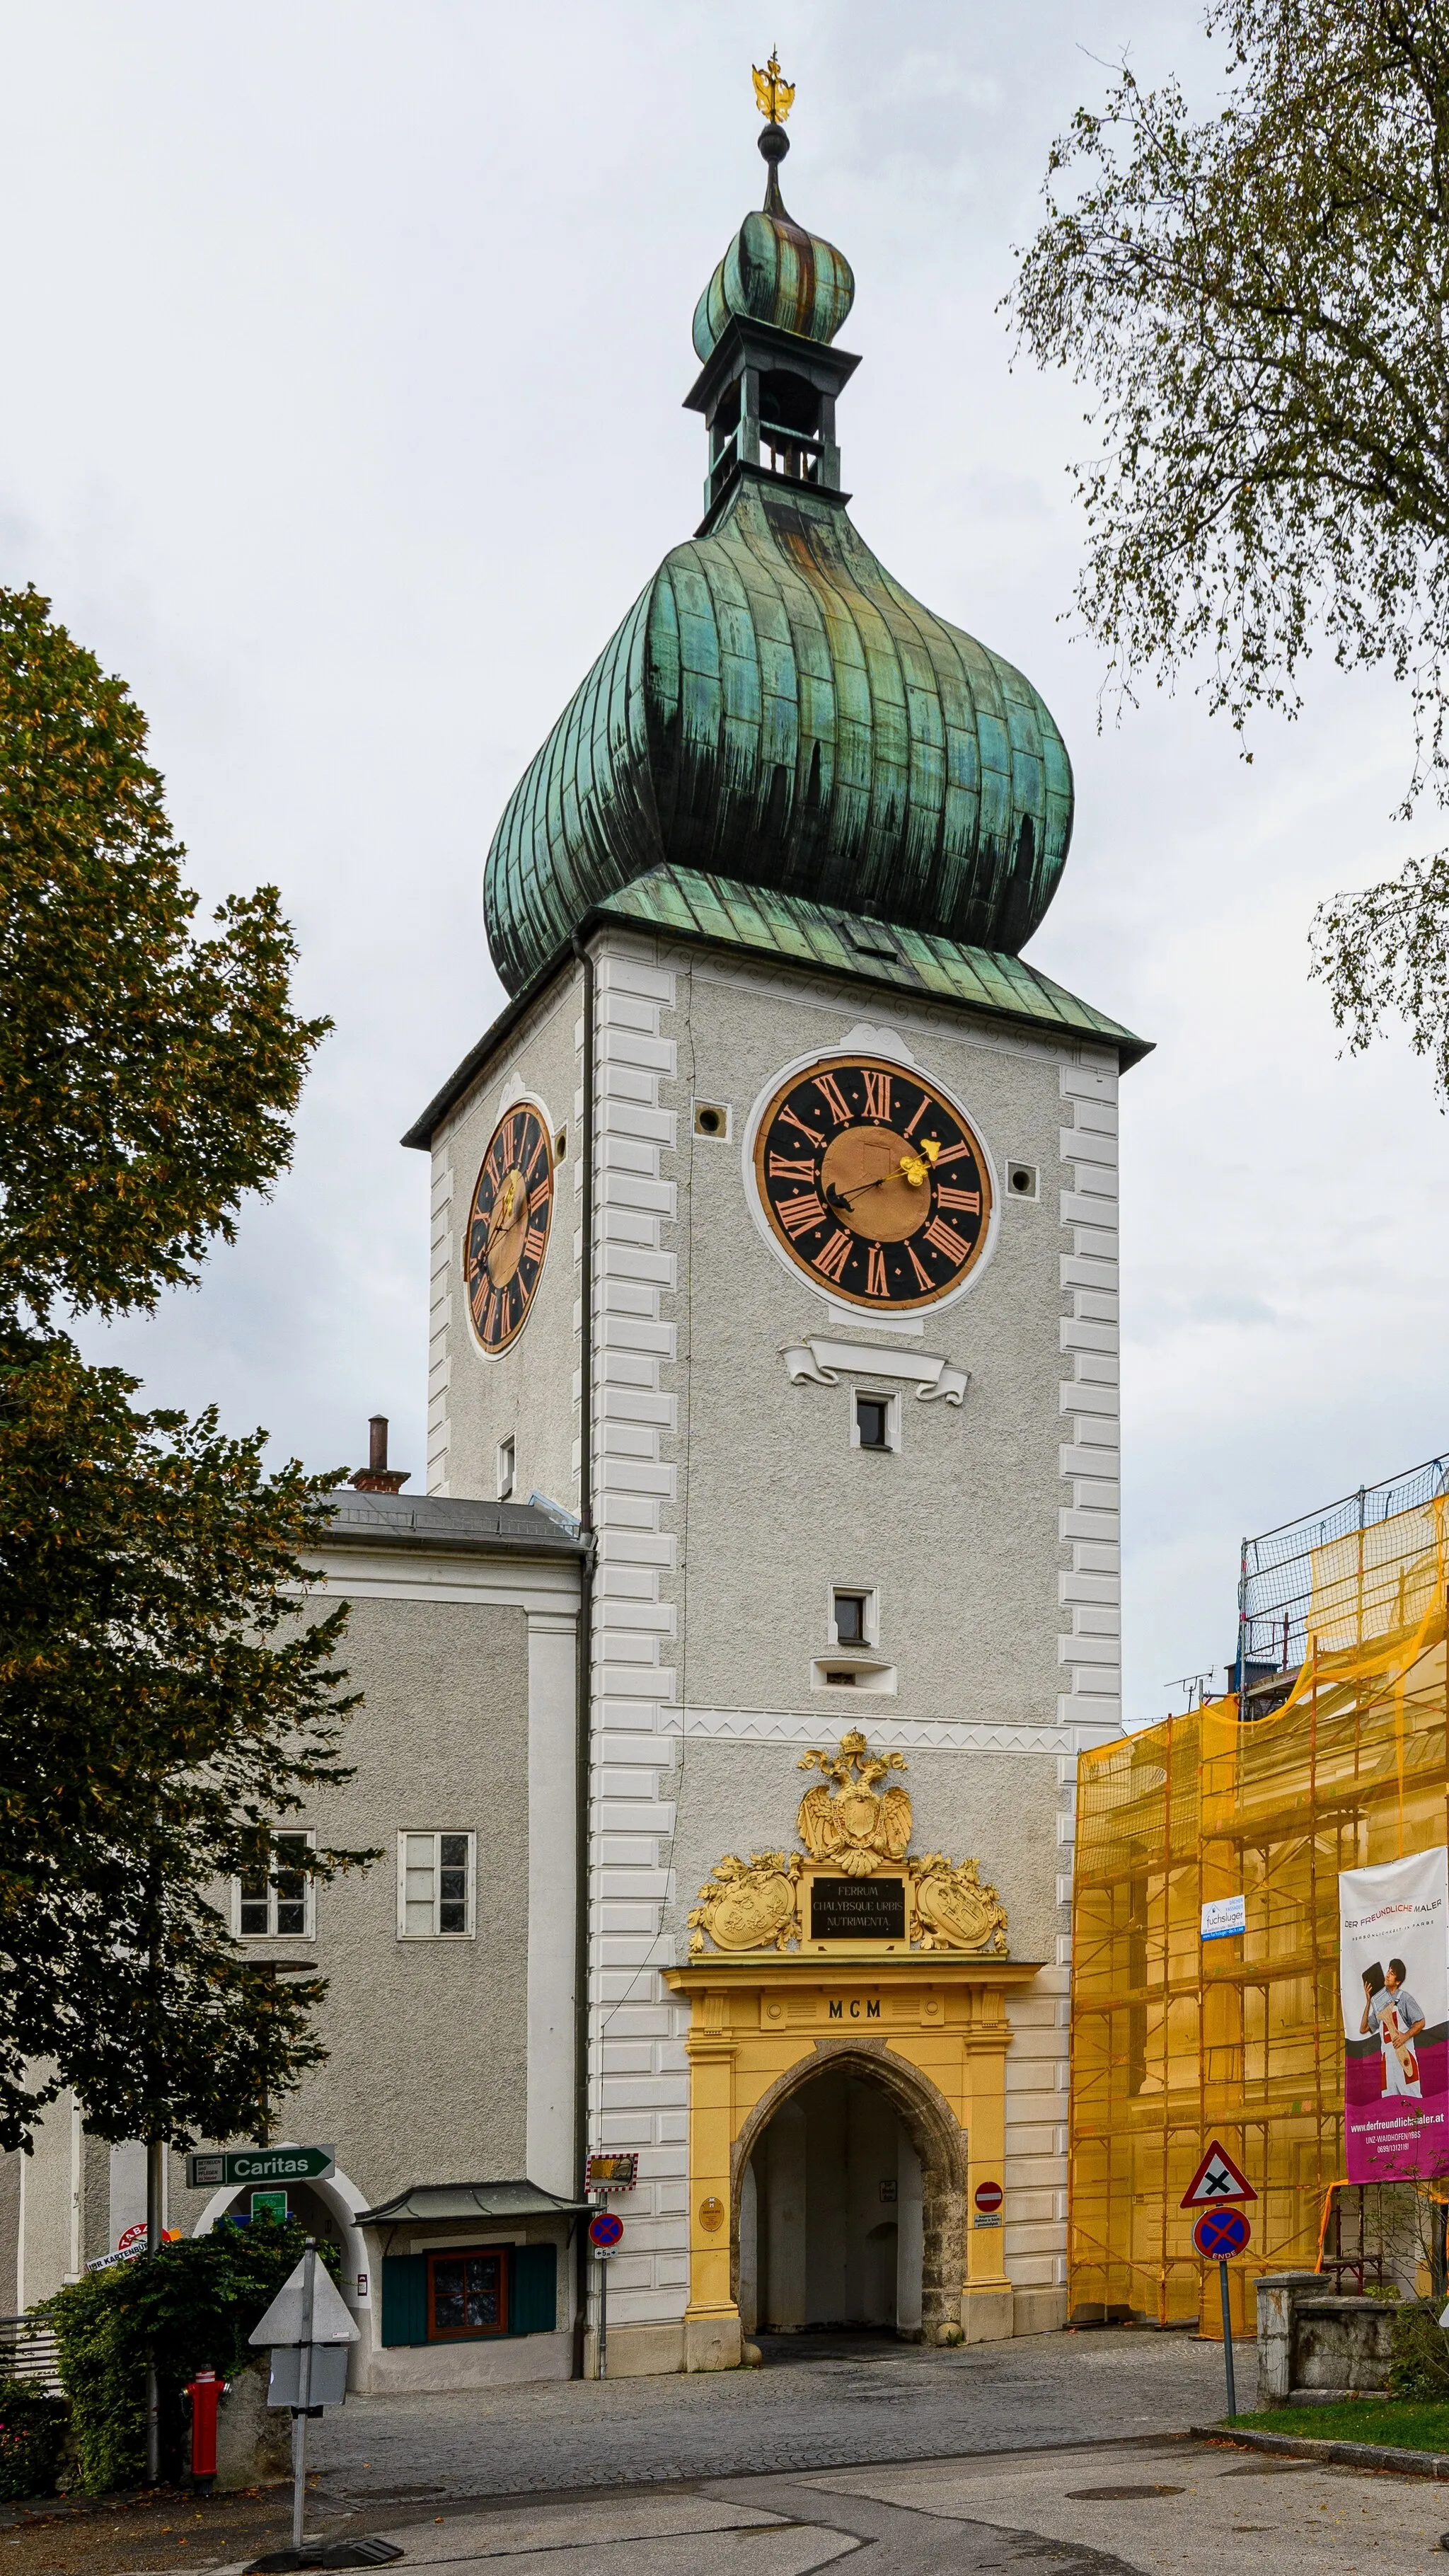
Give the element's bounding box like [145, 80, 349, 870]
[185, 2144, 335, 2190]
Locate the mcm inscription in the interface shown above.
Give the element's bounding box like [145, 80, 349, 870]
[810, 1875, 906, 1941]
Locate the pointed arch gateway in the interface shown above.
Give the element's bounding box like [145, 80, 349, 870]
[730, 2037, 969, 2340]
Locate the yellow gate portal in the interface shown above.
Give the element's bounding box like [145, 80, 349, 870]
[665, 1728, 1041, 2364]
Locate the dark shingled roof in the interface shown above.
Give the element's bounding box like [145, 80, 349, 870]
[325, 1491, 584, 1558]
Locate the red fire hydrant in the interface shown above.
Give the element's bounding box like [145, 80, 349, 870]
[187, 2368, 224, 2487]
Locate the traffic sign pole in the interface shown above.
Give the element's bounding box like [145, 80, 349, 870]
[586, 2205, 624, 2381]
[599, 2238, 608, 2382]
[292, 2238, 318, 2556]
[1191, 2200, 1251, 2420]
[1219, 2259, 1237, 2420]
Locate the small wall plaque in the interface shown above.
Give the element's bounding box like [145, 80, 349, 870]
[810, 1875, 906, 1941]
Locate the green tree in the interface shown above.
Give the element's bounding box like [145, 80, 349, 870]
[1010, 1, 1449, 1089]
[0, 585, 323, 1323]
[0, 1333, 364, 2153]
[0, 591, 366, 2163]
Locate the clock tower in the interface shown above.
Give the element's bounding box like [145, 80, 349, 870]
[405, 76, 1147, 2371]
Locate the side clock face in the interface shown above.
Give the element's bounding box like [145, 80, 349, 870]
[464, 1105, 554, 1355]
[753, 1056, 994, 1310]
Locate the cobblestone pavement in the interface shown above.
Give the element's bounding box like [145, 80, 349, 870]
[311, 2328, 1230, 2503]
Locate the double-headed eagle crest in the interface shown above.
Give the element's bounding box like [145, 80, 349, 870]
[752, 50, 795, 126]
[796, 1728, 911, 1875]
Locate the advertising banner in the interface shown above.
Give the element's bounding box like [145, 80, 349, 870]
[1339, 1847, 1449, 2183]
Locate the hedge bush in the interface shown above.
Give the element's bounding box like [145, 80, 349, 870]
[1389, 2298, 1449, 2399]
[44, 2216, 340, 2495]
[0, 2380, 67, 2501]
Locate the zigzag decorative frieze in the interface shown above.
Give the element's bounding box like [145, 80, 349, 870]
[678, 1708, 1119, 1754]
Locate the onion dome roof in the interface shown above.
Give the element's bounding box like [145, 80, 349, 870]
[482, 86, 1075, 1003]
[692, 127, 854, 361]
[484, 476, 1073, 996]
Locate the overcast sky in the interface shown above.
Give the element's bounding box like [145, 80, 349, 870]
[4, 1, 1443, 1727]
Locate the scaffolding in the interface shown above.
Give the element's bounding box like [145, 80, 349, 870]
[1238, 1454, 1449, 1685]
[1070, 1488, 1449, 2333]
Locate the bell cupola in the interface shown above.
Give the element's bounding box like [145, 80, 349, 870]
[687, 58, 858, 520]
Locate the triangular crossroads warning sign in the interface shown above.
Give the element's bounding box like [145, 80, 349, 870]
[1180, 2139, 1257, 2208]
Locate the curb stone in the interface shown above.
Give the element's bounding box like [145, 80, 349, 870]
[1194, 2422, 1449, 2480]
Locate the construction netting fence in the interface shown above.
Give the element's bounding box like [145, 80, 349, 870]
[1070, 1492, 1449, 2335]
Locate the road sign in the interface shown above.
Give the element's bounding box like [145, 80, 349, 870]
[587, 2153, 638, 2192]
[589, 2209, 624, 2250]
[1180, 2140, 1257, 2208]
[186, 2144, 335, 2190]
[974, 2180, 1004, 2214]
[1194, 2207, 1252, 2260]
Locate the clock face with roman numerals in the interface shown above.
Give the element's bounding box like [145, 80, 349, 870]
[464, 1104, 554, 1355]
[752, 1057, 994, 1310]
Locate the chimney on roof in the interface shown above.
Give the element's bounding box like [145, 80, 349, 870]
[350, 1414, 410, 1495]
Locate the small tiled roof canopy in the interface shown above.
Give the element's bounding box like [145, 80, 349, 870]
[356, 2180, 589, 2224]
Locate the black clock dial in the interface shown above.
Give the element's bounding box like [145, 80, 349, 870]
[464, 1105, 554, 1355]
[753, 1057, 993, 1309]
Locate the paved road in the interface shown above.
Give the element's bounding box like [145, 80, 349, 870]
[289, 2438, 1449, 2576]
[312, 2328, 1231, 2503]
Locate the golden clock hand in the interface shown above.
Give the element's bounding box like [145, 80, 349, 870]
[898, 1137, 942, 1188]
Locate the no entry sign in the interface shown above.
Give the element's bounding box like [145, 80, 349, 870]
[1193, 2206, 1252, 2260]
[974, 2180, 1004, 2214]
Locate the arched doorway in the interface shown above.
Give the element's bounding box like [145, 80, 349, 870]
[729, 2044, 966, 2346]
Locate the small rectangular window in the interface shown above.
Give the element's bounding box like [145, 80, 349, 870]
[855, 1396, 889, 1451]
[833, 1592, 868, 1648]
[497, 1437, 515, 1501]
[238, 1832, 314, 1938]
[427, 2248, 507, 2339]
[398, 1832, 476, 1938]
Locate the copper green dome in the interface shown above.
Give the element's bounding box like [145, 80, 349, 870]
[483, 125, 1073, 999]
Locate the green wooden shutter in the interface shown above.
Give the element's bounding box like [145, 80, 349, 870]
[509, 2242, 558, 2336]
[380, 2254, 428, 2346]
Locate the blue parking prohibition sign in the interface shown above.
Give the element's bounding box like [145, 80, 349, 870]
[1194, 2206, 1250, 2260]
[589, 2209, 623, 2249]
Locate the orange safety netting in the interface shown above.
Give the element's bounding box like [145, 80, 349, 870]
[1070, 1497, 1449, 2336]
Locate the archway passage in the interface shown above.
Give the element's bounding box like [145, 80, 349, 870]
[739, 2064, 926, 2342]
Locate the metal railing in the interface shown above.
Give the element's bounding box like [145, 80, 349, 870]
[1238, 1452, 1449, 1682]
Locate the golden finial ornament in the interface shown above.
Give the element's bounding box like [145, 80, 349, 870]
[751, 49, 795, 125]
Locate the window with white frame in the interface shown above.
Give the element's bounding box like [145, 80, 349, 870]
[497, 1437, 515, 1501]
[237, 1832, 314, 1938]
[398, 1832, 476, 1938]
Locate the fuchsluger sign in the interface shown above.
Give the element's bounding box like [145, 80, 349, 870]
[1339, 1849, 1449, 2183]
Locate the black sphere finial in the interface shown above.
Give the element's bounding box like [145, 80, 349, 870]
[758, 120, 790, 216]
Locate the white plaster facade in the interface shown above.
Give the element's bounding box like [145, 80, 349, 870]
[422, 924, 1130, 2362]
